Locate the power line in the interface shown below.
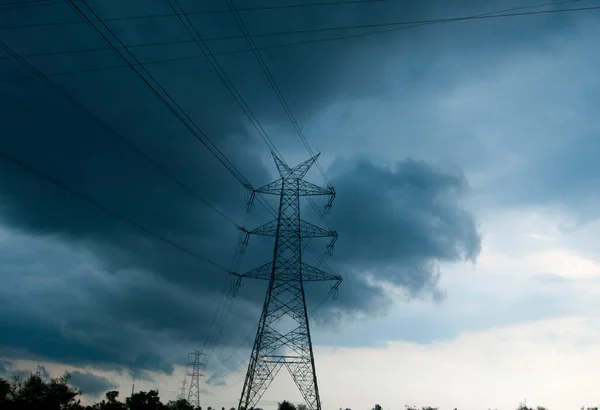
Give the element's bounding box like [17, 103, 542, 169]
[0, 0, 579, 61]
[2, 14, 257, 364]
[0, 30, 246, 232]
[0, 145, 230, 273]
[2, 1, 594, 83]
[193, 0, 391, 14]
[66, 1, 263, 365]
[167, 0, 338, 288]
[0, 0, 56, 7]
[163, 1, 335, 239]
[0, 0, 390, 27]
[2, 21, 250, 375]
[0, 0, 62, 11]
[239, 3, 600, 40]
[1, 2, 596, 33]
[225, 0, 332, 189]
[165, 0, 283, 159]
[66, 0, 255, 192]
[63, 0, 328, 279]
[3, 1, 338, 382]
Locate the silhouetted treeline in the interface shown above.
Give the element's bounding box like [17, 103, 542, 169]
[0, 371, 195, 410]
[0, 371, 597, 410]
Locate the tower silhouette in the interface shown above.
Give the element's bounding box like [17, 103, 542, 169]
[178, 377, 187, 401]
[187, 349, 205, 408]
[237, 153, 341, 410]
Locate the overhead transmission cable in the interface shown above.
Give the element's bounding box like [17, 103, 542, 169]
[64, 0, 276, 225]
[161, 0, 325, 271]
[3, 24, 254, 366]
[63, 0, 337, 356]
[64, 0, 305, 247]
[0, 146, 230, 273]
[162, 0, 335, 245]
[1, 1, 596, 33]
[223, 0, 337, 281]
[0, 0, 390, 24]
[222, 0, 338, 282]
[2, 1, 594, 83]
[164, 0, 283, 158]
[1, 29, 251, 368]
[61, 0, 271, 362]
[225, 0, 332, 188]
[229, 0, 337, 239]
[168, 0, 336, 238]
[209, 2, 599, 41]
[0, 25, 246, 231]
[1, 0, 335, 372]
[0, 37, 239, 275]
[0, 146, 228, 275]
[66, 0, 255, 193]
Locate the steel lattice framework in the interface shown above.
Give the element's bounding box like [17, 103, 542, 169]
[237, 153, 341, 410]
[187, 349, 206, 408]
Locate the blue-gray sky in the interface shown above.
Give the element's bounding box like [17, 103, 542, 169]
[1, 0, 600, 409]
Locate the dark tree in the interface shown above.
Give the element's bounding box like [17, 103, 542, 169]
[125, 389, 165, 410]
[166, 398, 195, 410]
[92, 390, 125, 410]
[7, 371, 83, 410]
[278, 400, 296, 410]
[0, 378, 10, 404]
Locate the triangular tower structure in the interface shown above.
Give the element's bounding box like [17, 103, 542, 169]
[237, 153, 341, 410]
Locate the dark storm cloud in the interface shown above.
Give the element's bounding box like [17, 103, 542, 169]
[3, 0, 565, 374]
[322, 157, 480, 316]
[69, 370, 118, 397]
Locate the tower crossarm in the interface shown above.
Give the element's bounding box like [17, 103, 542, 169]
[301, 263, 342, 282]
[298, 180, 334, 197]
[299, 219, 337, 238]
[254, 179, 334, 198]
[255, 178, 283, 196]
[250, 219, 336, 238]
[240, 262, 341, 284]
[241, 262, 272, 280]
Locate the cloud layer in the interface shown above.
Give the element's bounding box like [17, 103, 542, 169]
[0, 0, 530, 375]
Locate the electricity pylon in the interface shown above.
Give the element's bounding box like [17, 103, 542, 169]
[187, 349, 206, 408]
[178, 377, 187, 401]
[237, 153, 341, 410]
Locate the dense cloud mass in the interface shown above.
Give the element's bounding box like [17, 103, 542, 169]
[328, 158, 480, 306]
[69, 371, 118, 397]
[9, 0, 593, 377]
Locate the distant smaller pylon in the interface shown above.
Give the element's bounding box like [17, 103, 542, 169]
[178, 376, 187, 401]
[187, 349, 206, 408]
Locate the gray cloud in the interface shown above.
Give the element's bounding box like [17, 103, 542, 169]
[0, 359, 12, 376]
[0, 0, 521, 374]
[69, 370, 118, 397]
[36, 365, 50, 379]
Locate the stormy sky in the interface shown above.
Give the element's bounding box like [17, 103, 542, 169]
[1, 0, 600, 409]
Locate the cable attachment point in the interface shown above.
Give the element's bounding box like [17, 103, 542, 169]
[332, 283, 340, 300]
[238, 228, 250, 254]
[246, 190, 255, 213]
[324, 189, 335, 214]
[326, 233, 337, 256]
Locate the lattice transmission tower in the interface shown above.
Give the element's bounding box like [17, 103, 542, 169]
[178, 377, 187, 401]
[187, 349, 206, 408]
[237, 153, 341, 410]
